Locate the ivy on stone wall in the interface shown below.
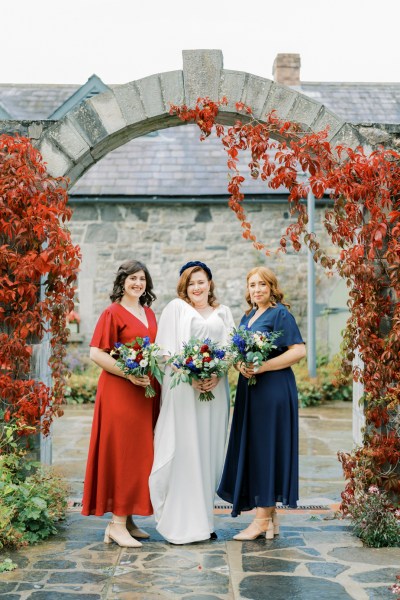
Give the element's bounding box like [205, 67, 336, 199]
[0, 135, 81, 436]
[170, 97, 400, 509]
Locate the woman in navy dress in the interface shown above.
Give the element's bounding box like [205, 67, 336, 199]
[217, 266, 305, 540]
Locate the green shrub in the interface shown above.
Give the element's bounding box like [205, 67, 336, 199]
[0, 429, 68, 549]
[64, 362, 100, 404]
[294, 355, 352, 407]
[349, 485, 400, 547]
[0, 558, 17, 572]
[228, 367, 239, 405]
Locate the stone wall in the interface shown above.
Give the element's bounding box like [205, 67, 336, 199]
[69, 198, 345, 357]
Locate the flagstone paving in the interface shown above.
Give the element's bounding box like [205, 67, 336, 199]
[1, 401, 398, 599]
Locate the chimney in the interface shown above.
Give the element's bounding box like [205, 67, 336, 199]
[273, 53, 301, 86]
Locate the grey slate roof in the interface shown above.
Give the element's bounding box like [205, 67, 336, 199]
[296, 82, 400, 125]
[71, 125, 272, 196]
[1, 78, 400, 196]
[0, 84, 77, 120]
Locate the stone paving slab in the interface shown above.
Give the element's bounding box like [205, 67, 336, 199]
[1, 512, 399, 599]
[2, 402, 398, 599]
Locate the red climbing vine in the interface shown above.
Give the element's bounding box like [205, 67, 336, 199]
[0, 134, 81, 437]
[170, 97, 400, 509]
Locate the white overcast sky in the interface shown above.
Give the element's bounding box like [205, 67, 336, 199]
[3, 0, 399, 85]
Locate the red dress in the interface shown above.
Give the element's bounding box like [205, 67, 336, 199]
[81, 303, 160, 516]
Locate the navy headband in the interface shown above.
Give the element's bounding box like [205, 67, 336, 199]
[179, 261, 212, 280]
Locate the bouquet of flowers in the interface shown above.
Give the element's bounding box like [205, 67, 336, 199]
[168, 337, 229, 401]
[111, 336, 164, 398]
[228, 326, 281, 385]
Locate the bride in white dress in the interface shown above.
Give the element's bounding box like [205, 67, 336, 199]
[149, 261, 235, 544]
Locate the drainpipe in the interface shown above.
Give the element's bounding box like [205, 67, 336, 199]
[307, 188, 317, 378]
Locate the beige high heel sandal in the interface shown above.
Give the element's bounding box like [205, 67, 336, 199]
[126, 517, 150, 539]
[104, 520, 142, 548]
[233, 518, 274, 541]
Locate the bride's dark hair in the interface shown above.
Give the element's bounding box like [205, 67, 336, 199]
[110, 260, 156, 306]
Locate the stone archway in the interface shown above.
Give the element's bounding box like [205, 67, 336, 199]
[1, 49, 367, 462]
[35, 49, 363, 186]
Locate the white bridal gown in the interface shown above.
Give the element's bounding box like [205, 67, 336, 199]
[149, 298, 235, 544]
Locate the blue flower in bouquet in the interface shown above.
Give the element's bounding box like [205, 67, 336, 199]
[126, 359, 139, 369]
[143, 336, 150, 347]
[167, 337, 229, 401]
[232, 333, 246, 353]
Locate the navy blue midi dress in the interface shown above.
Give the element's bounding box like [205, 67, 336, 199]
[217, 303, 304, 516]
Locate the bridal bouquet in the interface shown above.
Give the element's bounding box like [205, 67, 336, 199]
[111, 336, 164, 397]
[168, 337, 229, 401]
[228, 327, 281, 385]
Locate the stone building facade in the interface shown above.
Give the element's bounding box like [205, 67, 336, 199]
[70, 196, 339, 353]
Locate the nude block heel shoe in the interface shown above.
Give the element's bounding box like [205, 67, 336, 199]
[126, 517, 150, 539]
[272, 511, 280, 535]
[104, 521, 142, 548]
[233, 518, 274, 541]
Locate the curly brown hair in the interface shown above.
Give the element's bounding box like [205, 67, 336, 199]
[245, 266, 290, 314]
[110, 260, 156, 306]
[177, 265, 219, 307]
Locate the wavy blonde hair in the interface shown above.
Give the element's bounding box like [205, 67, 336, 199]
[177, 266, 219, 308]
[245, 266, 290, 314]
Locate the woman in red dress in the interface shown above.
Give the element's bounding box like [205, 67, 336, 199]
[81, 260, 160, 548]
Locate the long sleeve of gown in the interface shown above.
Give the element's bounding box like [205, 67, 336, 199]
[155, 299, 184, 357]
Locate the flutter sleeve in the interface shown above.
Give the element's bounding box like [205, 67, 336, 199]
[273, 305, 305, 349]
[90, 307, 119, 352]
[155, 299, 183, 357]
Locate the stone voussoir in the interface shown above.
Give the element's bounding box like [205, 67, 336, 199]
[87, 89, 127, 135]
[136, 74, 166, 118]
[262, 82, 298, 120]
[37, 137, 73, 178]
[330, 122, 363, 150]
[240, 74, 274, 120]
[311, 107, 345, 141]
[66, 101, 109, 149]
[183, 49, 223, 108]
[112, 82, 147, 126]
[286, 93, 324, 130]
[46, 118, 91, 162]
[159, 70, 185, 111]
[219, 69, 247, 114]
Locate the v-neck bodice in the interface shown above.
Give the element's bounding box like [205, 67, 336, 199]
[90, 303, 157, 351]
[117, 303, 149, 329]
